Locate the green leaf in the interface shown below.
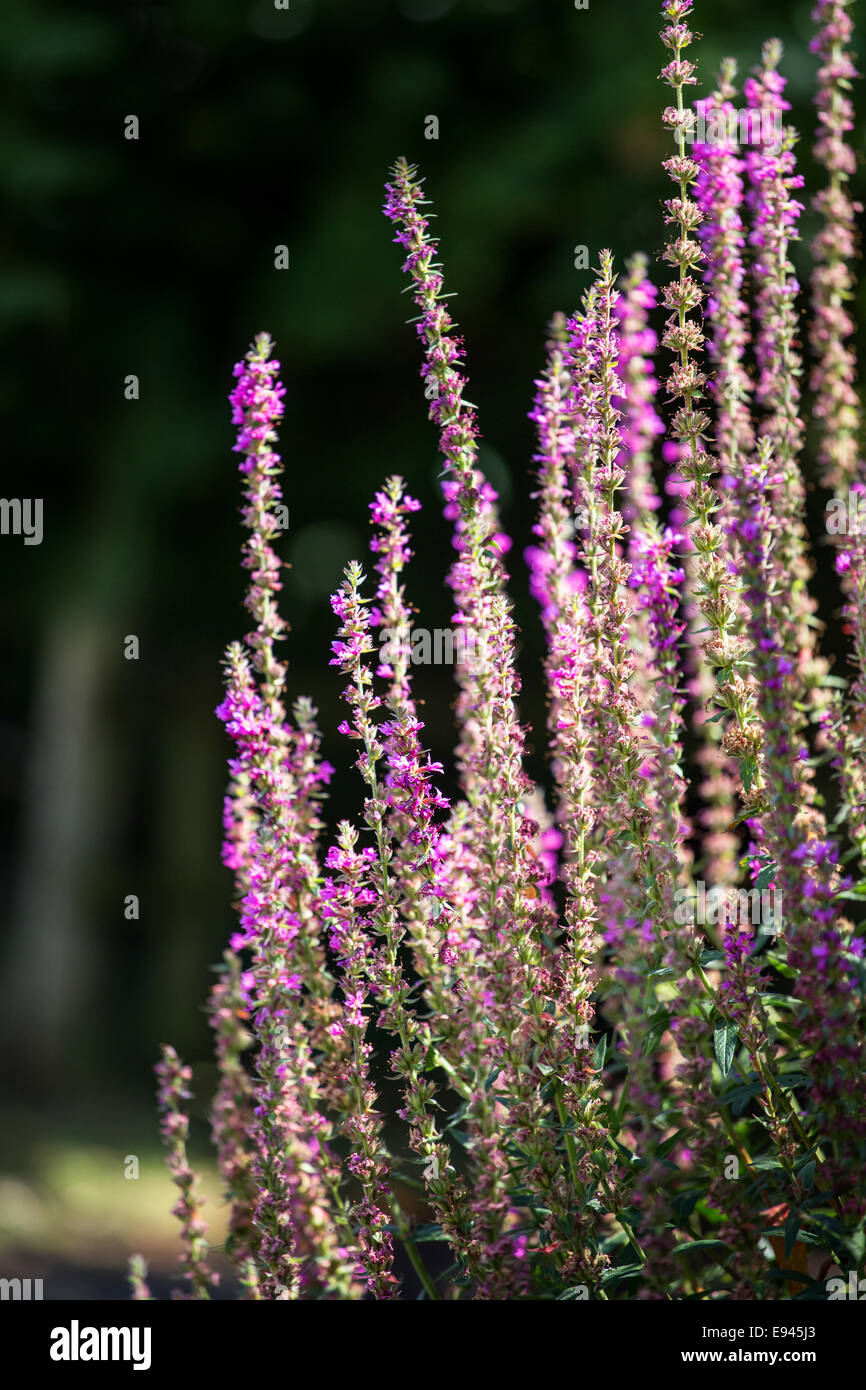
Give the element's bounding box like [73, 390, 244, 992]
[641, 1022, 667, 1056]
[764, 951, 795, 978]
[672, 1239, 731, 1258]
[713, 1021, 738, 1077]
[411, 1223, 449, 1243]
[784, 1210, 800, 1260]
[764, 1268, 820, 1289]
[722, 1080, 762, 1116]
[592, 1034, 608, 1071]
[599, 1263, 643, 1287]
[671, 1189, 703, 1222]
[640, 1007, 669, 1057]
[797, 1160, 816, 1193]
[656, 1127, 689, 1159]
[755, 859, 777, 891]
[778, 1072, 809, 1090]
[758, 993, 801, 1010]
[445, 1099, 468, 1129]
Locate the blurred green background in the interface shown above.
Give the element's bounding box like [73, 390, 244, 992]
[0, 0, 862, 1295]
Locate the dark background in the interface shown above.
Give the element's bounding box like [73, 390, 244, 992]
[0, 0, 861, 1294]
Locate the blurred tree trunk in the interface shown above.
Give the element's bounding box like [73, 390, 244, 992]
[3, 610, 107, 1088]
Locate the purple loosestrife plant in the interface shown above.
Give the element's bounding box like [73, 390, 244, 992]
[810, 0, 862, 495]
[744, 44, 830, 753]
[689, 62, 755, 888]
[144, 0, 866, 1300]
[153, 1046, 218, 1300]
[810, 2, 866, 872]
[658, 3, 767, 829]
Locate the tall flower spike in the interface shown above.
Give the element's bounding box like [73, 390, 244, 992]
[228, 334, 334, 856]
[810, 2, 866, 873]
[127, 1255, 152, 1302]
[744, 42, 829, 827]
[214, 332, 290, 1114]
[693, 60, 754, 484]
[217, 645, 354, 1299]
[385, 161, 560, 1297]
[229, 332, 290, 718]
[658, 0, 765, 815]
[369, 476, 421, 710]
[559, 258, 692, 1272]
[320, 820, 395, 1299]
[733, 442, 866, 1219]
[567, 254, 670, 909]
[214, 337, 345, 1296]
[382, 160, 527, 809]
[527, 312, 582, 805]
[527, 316, 623, 1284]
[629, 521, 689, 884]
[612, 258, 696, 879]
[155, 1046, 218, 1300]
[207, 950, 260, 1298]
[809, 0, 862, 494]
[527, 312, 580, 633]
[690, 60, 753, 886]
[368, 480, 466, 1011]
[613, 254, 665, 534]
[329, 558, 474, 1290]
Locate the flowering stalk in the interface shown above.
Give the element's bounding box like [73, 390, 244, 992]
[613, 255, 665, 534]
[369, 481, 465, 1029]
[690, 60, 754, 885]
[569, 255, 676, 904]
[329, 560, 476, 1289]
[207, 951, 260, 1297]
[734, 443, 865, 1220]
[659, 0, 765, 815]
[810, 0, 862, 494]
[218, 336, 353, 1296]
[651, 7, 803, 1292]
[694, 61, 755, 489]
[321, 821, 395, 1298]
[630, 523, 689, 880]
[527, 313, 581, 803]
[144, 1, 866, 1300]
[155, 1046, 217, 1300]
[745, 44, 830, 752]
[217, 647, 353, 1298]
[810, 3, 866, 872]
[529, 315, 628, 1284]
[385, 160, 563, 1297]
[127, 1255, 152, 1302]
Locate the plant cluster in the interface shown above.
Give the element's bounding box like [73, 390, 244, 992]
[134, 1, 866, 1300]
